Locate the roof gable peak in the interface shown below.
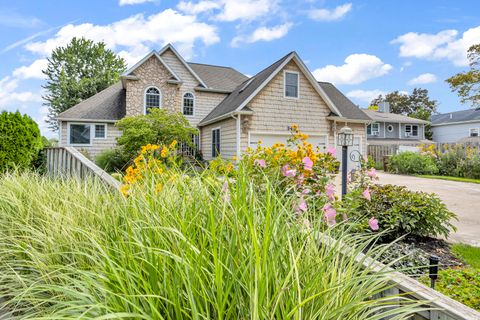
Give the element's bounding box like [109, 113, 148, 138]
[121, 50, 181, 85]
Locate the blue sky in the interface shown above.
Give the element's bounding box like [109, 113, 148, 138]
[1, 0, 480, 137]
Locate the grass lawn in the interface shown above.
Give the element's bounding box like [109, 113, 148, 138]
[452, 244, 480, 269]
[414, 175, 480, 184]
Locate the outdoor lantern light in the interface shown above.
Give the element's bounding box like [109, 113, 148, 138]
[337, 125, 354, 197]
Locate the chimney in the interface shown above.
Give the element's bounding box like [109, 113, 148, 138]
[379, 102, 390, 113]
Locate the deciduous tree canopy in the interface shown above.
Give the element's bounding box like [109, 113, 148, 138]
[446, 44, 480, 108]
[43, 37, 126, 131]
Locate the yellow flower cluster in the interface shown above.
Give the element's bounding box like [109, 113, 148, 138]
[120, 141, 177, 197]
[245, 123, 339, 178]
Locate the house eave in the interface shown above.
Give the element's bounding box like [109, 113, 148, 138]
[57, 117, 118, 123]
[326, 116, 372, 124]
[194, 87, 231, 94]
[198, 110, 253, 127]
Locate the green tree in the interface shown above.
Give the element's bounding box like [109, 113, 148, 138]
[371, 88, 438, 139]
[116, 108, 197, 161]
[43, 37, 127, 131]
[446, 44, 480, 108]
[0, 111, 42, 173]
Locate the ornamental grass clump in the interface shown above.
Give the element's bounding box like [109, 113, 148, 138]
[0, 167, 425, 319]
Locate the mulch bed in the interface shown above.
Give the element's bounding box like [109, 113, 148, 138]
[403, 236, 463, 269]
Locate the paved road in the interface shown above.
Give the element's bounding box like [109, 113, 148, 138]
[375, 172, 480, 246]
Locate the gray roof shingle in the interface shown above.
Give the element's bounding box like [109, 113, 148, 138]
[431, 108, 480, 125]
[199, 52, 294, 126]
[317, 82, 371, 121]
[188, 63, 249, 92]
[57, 82, 126, 121]
[362, 109, 429, 124]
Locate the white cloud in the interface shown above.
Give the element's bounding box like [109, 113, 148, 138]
[216, 0, 278, 22]
[177, 1, 221, 14]
[178, 0, 278, 22]
[118, 0, 153, 5]
[24, 9, 219, 61]
[408, 73, 437, 85]
[12, 59, 48, 80]
[231, 23, 292, 46]
[392, 26, 480, 66]
[308, 3, 352, 22]
[0, 76, 42, 111]
[312, 54, 392, 85]
[347, 89, 387, 103]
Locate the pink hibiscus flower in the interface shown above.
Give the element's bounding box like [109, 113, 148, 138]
[368, 217, 379, 231]
[281, 164, 297, 178]
[323, 203, 337, 226]
[302, 156, 313, 171]
[254, 159, 266, 168]
[367, 168, 377, 179]
[362, 187, 371, 201]
[326, 146, 336, 156]
[325, 183, 335, 201]
[295, 199, 308, 213]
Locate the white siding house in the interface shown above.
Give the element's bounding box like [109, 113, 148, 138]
[431, 109, 480, 143]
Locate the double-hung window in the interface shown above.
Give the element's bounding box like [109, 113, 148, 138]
[284, 71, 299, 98]
[212, 128, 220, 158]
[367, 123, 380, 135]
[405, 125, 418, 137]
[94, 124, 106, 139]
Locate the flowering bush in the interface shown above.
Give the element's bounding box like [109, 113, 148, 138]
[120, 141, 178, 196]
[388, 151, 438, 175]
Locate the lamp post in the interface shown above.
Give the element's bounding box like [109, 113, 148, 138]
[337, 125, 354, 198]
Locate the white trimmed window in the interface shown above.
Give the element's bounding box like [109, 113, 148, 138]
[180, 133, 200, 157]
[470, 128, 479, 137]
[387, 124, 394, 132]
[69, 124, 91, 145]
[405, 125, 418, 137]
[212, 128, 220, 158]
[145, 87, 161, 113]
[183, 92, 194, 116]
[367, 123, 380, 135]
[284, 71, 299, 98]
[94, 124, 106, 139]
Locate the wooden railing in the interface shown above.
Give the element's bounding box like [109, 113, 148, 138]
[45, 147, 121, 190]
[317, 233, 480, 320]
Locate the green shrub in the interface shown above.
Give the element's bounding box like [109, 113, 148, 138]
[422, 268, 480, 311]
[96, 148, 129, 173]
[116, 108, 197, 161]
[347, 184, 457, 240]
[0, 169, 425, 318]
[0, 111, 42, 173]
[388, 151, 438, 175]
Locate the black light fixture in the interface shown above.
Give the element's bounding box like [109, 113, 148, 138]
[429, 255, 440, 289]
[337, 125, 354, 197]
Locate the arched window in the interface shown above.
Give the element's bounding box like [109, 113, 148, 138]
[183, 92, 194, 116]
[145, 87, 161, 113]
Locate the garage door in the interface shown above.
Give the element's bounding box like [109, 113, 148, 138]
[249, 133, 328, 151]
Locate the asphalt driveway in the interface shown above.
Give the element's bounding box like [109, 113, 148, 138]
[375, 172, 480, 246]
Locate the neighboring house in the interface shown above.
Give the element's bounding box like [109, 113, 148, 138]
[363, 103, 429, 145]
[57, 44, 371, 168]
[431, 108, 480, 143]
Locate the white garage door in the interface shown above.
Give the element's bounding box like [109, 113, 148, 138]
[249, 132, 328, 151]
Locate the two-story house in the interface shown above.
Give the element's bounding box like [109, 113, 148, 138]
[363, 103, 429, 145]
[57, 44, 371, 167]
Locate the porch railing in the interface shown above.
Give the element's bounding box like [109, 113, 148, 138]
[45, 147, 121, 190]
